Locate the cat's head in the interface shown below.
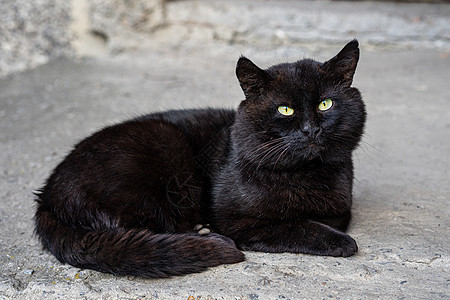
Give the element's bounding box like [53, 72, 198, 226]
[233, 40, 366, 170]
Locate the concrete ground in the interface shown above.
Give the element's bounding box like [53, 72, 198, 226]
[1, 1, 449, 299]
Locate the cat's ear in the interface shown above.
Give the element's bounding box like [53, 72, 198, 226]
[236, 56, 272, 98]
[321, 39, 359, 86]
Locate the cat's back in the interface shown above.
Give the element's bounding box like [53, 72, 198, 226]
[138, 108, 236, 147]
[70, 108, 235, 154]
[44, 108, 236, 182]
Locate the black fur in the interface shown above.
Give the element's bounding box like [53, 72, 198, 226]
[35, 40, 366, 278]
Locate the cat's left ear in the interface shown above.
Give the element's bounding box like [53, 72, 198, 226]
[236, 56, 272, 98]
[321, 39, 360, 86]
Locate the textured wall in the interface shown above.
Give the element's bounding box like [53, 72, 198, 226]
[85, 0, 165, 54]
[1, 0, 447, 77]
[0, 1, 72, 77]
[89, 0, 164, 36]
[0, 0, 165, 77]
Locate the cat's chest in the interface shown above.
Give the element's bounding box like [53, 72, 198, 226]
[241, 168, 352, 217]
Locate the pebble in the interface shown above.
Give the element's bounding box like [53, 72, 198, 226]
[198, 228, 211, 235]
[23, 269, 34, 276]
[194, 224, 203, 231]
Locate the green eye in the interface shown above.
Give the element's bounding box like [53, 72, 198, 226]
[277, 106, 294, 116]
[318, 99, 333, 111]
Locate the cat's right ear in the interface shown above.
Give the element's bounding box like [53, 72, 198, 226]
[320, 40, 360, 86]
[236, 56, 271, 98]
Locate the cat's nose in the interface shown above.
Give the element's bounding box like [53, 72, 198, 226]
[301, 123, 321, 138]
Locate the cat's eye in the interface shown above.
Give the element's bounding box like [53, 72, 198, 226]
[277, 106, 294, 116]
[318, 99, 333, 111]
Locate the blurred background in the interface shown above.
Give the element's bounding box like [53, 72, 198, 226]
[1, 0, 449, 77]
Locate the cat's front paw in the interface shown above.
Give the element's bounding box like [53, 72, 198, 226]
[207, 232, 238, 248]
[313, 229, 358, 257]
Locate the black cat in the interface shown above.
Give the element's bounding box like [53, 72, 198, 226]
[35, 40, 366, 278]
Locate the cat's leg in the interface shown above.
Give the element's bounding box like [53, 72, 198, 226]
[222, 218, 357, 257]
[310, 210, 352, 232]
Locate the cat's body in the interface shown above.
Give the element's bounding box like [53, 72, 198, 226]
[35, 40, 366, 278]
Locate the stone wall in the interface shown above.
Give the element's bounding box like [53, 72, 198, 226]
[0, 0, 165, 77]
[86, 0, 165, 54]
[0, 0, 448, 78]
[0, 0, 72, 77]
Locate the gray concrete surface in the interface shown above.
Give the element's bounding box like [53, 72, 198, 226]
[1, 0, 450, 299]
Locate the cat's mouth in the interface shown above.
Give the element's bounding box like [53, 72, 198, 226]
[305, 142, 326, 159]
[290, 142, 323, 161]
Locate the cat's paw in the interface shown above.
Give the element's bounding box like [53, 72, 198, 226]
[313, 229, 358, 257]
[201, 233, 245, 264]
[206, 232, 238, 248]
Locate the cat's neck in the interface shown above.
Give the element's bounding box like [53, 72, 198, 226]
[228, 141, 352, 184]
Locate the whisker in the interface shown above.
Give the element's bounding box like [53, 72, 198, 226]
[256, 141, 289, 170]
[239, 137, 287, 170]
[360, 139, 391, 158]
[272, 142, 291, 172]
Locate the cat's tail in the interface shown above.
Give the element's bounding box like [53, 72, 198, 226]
[34, 208, 245, 278]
